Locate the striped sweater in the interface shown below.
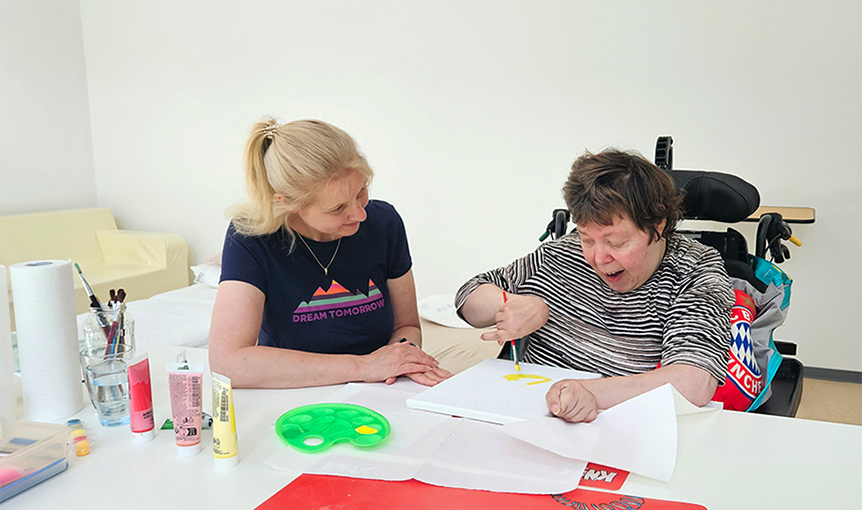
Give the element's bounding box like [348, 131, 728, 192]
[454, 232, 733, 382]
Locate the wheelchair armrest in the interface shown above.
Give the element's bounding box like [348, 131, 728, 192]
[773, 340, 797, 356]
[751, 357, 803, 417]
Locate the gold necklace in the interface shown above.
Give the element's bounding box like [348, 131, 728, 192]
[297, 235, 341, 276]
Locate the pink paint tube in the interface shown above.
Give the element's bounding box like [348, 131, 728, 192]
[128, 353, 155, 443]
[167, 358, 203, 456]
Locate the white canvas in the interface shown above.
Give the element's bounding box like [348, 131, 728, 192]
[406, 358, 602, 424]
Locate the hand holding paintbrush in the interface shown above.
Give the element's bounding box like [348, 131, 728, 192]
[478, 289, 550, 365]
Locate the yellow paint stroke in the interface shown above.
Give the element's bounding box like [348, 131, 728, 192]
[503, 374, 552, 386]
[355, 425, 379, 435]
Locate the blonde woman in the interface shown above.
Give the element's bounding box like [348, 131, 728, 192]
[209, 118, 451, 388]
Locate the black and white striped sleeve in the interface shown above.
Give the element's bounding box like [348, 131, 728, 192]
[453, 245, 546, 314]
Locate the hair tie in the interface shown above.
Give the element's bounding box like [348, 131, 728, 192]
[262, 122, 280, 138]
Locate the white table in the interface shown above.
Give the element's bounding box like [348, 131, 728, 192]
[6, 345, 861, 509]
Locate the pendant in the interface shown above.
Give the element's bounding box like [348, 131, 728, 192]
[324, 268, 328, 276]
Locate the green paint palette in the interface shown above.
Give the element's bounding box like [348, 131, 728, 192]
[275, 403, 391, 453]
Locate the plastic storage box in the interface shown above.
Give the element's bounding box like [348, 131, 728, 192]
[0, 420, 70, 502]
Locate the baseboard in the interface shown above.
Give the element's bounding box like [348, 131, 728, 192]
[804, 367, 862, 384]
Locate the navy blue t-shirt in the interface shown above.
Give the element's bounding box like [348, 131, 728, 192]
[220, 200, 412, 355]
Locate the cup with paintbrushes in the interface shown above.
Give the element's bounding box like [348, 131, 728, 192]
[79, 340, 134, 426]
[72, 266, 138, 426]
[81, 287, 135, 352]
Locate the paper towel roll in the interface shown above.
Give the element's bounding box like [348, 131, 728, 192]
[0, 266, 17, 420]
[10, 260, 85, 421]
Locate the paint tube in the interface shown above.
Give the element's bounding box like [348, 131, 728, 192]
[128, 354, 155, 443]
[167, 354, 203, 456]
[211, 372, 238, 469]
[0, 466, 34, 486]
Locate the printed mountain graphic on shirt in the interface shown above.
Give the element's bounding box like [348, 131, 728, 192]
[292, 279, 384, 323]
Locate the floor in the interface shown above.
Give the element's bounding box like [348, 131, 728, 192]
[795, 378, 862, 426]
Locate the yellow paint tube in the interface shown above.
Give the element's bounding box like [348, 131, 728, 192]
[211, 372, 238, 469]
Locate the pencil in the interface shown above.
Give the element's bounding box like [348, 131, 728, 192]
[503, 291, 520, 371]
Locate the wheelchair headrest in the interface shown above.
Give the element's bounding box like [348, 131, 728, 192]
[655, 136, 760, 224]
[670, 169, 760, 223]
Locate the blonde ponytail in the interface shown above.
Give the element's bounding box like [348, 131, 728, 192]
[228, 117, 374, 244]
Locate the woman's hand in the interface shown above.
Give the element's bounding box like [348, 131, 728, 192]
[546, 379, 599, 423]
[360, 341, 442, 384]
[479, 293, 549, 344]
[390, 366, 453, 386]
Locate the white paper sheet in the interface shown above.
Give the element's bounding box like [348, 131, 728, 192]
[675, 394, 721, 414]
[502, 384, 714, 482]
[263, 382, 587, 493]
[406, 358, 601, 424]
[326, 383, 451, 449]
[415, 419, 586, 494]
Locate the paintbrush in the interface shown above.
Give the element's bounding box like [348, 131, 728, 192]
[503, 291, 520, 371]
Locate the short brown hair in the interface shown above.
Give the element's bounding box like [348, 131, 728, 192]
[563, 149, 684, 241]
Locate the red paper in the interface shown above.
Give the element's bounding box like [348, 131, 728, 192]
[579, 462, 630, 491]
[256, 474, 706, 510]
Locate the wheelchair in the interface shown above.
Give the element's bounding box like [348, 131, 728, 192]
[506, 136, 804, 417]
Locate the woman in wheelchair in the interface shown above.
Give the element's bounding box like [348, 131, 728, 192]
[456, 149, 734, 423]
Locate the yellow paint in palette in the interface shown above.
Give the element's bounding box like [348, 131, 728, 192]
[355, 425, 379, 435]
[503, 374, 552, 386]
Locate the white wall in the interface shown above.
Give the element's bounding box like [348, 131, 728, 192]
[43, 0, 862, 371]
[0, 0, 96, 215]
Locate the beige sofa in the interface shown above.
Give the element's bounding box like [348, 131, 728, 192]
[1, 208, 189, 329]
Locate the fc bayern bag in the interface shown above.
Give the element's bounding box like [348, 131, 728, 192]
[712, 256, 792, 412]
